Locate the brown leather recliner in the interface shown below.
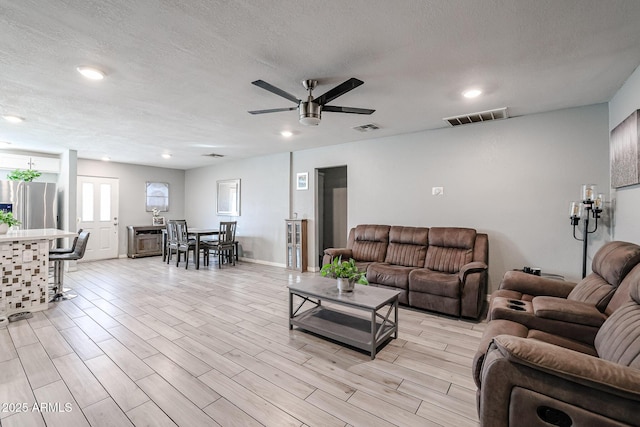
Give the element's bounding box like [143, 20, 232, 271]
[489, 240, 640, 343]
[477, 276, 640, 426]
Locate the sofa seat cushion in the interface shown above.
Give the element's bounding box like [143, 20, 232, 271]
[367, 263, 414, 290]
[527, 330, 598, 356]
[532, 296, 605, 327]
[408, 269, 460, 298]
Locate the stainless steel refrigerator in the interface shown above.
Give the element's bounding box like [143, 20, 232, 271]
[0, 180, 58, 229]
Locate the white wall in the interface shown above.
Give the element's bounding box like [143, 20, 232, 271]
[78, 159, 185, 256]
[185, 152, 290, 265]
[609, 64, 640, 243]
[292, 104, 610, 290]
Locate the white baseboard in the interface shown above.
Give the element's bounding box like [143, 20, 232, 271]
[238, 257, 286, 268]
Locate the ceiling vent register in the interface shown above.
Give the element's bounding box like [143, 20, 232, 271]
[443, 107, 509, 127]
[202, 153, 225, 158]
[353, 123, 380, 132]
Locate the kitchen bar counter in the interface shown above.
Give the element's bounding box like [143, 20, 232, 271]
[0, 228, 76, 242]
[1, 228, 77, 319]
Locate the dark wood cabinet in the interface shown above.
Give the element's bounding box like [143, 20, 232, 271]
[127, 225, 165, 258]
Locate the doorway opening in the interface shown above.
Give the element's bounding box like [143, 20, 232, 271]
[316, 166, 348, 266]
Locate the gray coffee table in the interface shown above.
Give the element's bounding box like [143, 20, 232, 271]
[288, 277, 400, 359]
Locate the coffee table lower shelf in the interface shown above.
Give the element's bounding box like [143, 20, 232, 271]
[290, 306, 396, 359]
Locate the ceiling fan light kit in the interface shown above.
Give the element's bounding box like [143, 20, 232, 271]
[249, 77, 374, 126]
[299, 101, 321, 126]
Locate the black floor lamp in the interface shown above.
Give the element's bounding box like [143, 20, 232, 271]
[570, 184, 604, 278]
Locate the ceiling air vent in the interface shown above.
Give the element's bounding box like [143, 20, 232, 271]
[353, 123, 380, 132]
[443, 107, 509, 127]
[202, 153, 224, 158]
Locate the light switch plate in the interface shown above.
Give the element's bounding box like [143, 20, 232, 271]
[432, 187, 444, 196]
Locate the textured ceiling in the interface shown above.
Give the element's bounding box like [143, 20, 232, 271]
[1, 0, 640, 170]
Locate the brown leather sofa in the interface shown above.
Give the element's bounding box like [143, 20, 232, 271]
[323, 224, 489, 319]
[472, 241, 640, 386]
[488, 240, 640, 344]
[477, 274, 640, 426]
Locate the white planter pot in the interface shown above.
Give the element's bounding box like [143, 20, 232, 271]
[0, 223, 8, 235]
[336, 278, 355, 293]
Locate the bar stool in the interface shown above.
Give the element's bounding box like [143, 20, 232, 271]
[49, 229, 81, 292]
[49, 231, 90, 301]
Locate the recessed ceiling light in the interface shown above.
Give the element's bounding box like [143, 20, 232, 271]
[77, 66, 105, 80]
[101, 156, 111, 161]
[3, 115, 24, 123]
[463, 89, 482, 99]
[280, 130, 293, 138]
[162, 154, 172, 159]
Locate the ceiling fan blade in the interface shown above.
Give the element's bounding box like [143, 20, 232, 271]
[313, 78, 364, 106]
[248, 107, 298, 115]
[322, 105, 375, 115]
[251, 80, 300, 104]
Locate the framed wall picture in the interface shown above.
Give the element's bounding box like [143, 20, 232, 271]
[611, 109, 640, 188]
[296, 172, 308, 190]
[217, 178, 241, 216]
[146, 182, 169, 212]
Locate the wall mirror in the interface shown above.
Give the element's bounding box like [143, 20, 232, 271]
[145, 182, 169, 212]
[217, 178, 241, 216]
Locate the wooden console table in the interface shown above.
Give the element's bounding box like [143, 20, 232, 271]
[127, 225, 164, 258]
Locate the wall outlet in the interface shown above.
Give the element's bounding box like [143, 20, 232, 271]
[432, 187, 444, 196]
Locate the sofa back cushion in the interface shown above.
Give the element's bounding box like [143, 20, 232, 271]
[425, 227, 476, 273]
[384, 226, 429, 267]
[568, 241, 640, 311]
[605, 264, 640, 316]
[350, 225, 390, 262]
[594, 279, 640, 369]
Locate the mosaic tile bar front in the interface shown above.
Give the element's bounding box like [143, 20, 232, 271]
[0, 240, 49, 315]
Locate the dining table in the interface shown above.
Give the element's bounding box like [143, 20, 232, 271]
[188, 228, 219, 270]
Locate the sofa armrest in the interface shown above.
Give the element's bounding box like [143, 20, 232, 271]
[480, 335, 640, 426]
[492, 335, 640, 397]
[532, 296, 606, 327]
[322, 248, 353, 264]
[499, 270, 577, 298]
[458, 261, 487, 282]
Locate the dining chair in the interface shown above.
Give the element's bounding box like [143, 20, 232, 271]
[175, 220, 197, 269]
[166, 220, 179, 265]
[203, 221, 237, 268]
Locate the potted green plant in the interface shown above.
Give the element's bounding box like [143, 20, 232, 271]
[6, 169, 42, 182]
[0, 211, 20, 234]
[320, 256, 368, 293]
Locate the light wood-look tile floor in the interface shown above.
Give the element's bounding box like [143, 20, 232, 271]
[0, 257, 486, 427]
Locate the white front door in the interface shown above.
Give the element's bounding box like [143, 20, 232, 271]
[77, 176, 119, 261]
